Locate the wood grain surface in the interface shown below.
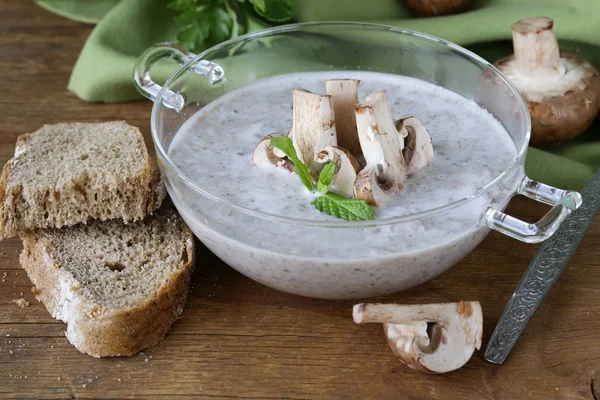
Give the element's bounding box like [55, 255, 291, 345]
[1, 1, 599, 399]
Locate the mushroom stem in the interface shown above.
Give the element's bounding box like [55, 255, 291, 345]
[512, 17, 564, 80]
[354, 302, 459, 324]
[353, 92, 412, 206]
[325, 79, 362, 159]
[291, 88, 337, 175]
[355, 92, 407, 186]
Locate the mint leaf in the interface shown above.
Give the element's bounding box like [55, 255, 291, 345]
[313, 192, 374, 221]
[317, 162, 336, 194]
[251, 0, 293, 22]
[270, 136, 314, 192]
[265, 136, 375, 221]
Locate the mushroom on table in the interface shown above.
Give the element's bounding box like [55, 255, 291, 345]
[402, 0, 472, 16]
[495, 17, 600, 146]
[353, 301, 483, 374]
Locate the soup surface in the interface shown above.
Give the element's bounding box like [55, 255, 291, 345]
[170, 71, 517, 220]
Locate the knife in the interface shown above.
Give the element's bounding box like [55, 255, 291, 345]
[484, 170, 600, 364]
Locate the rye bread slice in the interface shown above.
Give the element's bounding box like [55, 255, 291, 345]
[20, 207, 195, 357]
[0, 122, 166, 238]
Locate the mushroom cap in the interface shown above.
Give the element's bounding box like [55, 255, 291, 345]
[402, 0, 472, 16]
[495, 51, 600, 146]
[315, 145, 361, 198]
[252, 133, 295, 172]
[353, 166, 389, 207]
[395, 117, 434, 175]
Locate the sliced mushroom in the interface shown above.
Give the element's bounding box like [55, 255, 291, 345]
[290, 88, 337, 175]
[353, 166, 391, 207]
[494, 17, 600, 146]
[325, 79, 362, 159]
[353, 92, 407, 206]
[353, 301, 483, 374]
[315, 145, 361, 198]
[252, 133, 295, 172]
[395, 117, 434, 175]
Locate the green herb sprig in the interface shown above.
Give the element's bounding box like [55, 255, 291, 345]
[270, 137, 374, 221]
[168, 0, 293, 52]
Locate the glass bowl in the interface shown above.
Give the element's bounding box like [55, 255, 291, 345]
[133, 22, 581, 299]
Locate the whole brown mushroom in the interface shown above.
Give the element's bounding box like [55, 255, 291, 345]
[494, 17, 600, 147]
[402, 0, 472, 17]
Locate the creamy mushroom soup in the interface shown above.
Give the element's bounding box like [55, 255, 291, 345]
[166, 71, 519, 298]
[169, 71, 517, 221]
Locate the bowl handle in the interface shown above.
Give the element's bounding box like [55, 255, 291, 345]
[479, 176, 582, 243]
[132, 42, 224, 110]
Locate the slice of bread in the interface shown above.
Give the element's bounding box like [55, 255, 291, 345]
[20, 206, 195, 357]
[0, 122, 166, 238]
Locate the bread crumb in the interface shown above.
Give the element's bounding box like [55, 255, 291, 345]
[5, 334, 10, 337]
[57, 377, 61, 381]
[12, 298, 30, 308]
[117, 378, 122, 382]
[144, 358, 149, 362]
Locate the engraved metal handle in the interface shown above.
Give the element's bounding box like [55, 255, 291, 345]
[484, 170, 600, 364]
[132, 42, 224, 110]
[479, 176, 582, 243]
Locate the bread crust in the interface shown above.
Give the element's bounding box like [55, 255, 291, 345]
[20, 219, 195, 357]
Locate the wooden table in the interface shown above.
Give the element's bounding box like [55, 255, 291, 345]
[2, 2, 600, 399]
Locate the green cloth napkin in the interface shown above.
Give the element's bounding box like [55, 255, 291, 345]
[34, 0, 121, 24]
[35, 0, 600, 191]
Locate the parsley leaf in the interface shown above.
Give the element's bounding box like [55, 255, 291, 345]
[168, 0, 292, 53]
[169, 0, 236, 52]
[251, 0, 293, 22]
[313, 192, 375, 221]
[317, 162, 336, 194]
[270, 136, 314, 192]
